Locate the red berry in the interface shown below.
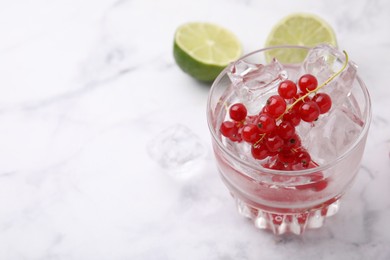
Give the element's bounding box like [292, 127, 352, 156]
[220, 121, 241, 142]
[257, 113, 276, 133]
[298, 74, 318, 93]
[229, 103, 247, 121]
[266, 95, 287, 118]
[264, 159, 290, 170]
[265, 134, 284, 152]
[313, 180, 328, 191]
[251, 144, 269, 160]
[312, 93, 332, 114]
[308, 172, 324, 182]
[299, 101, 320, 122]
[220, 121, 235, 137]
[276, 121, 295, 140]
[282, 110, 301, 126]
[277, 149, 296, 164]
[296, 150, 311, 168]
[278, 80, 297, 99]
[261, 105, 270, 115]
[241, 124, 261, 143]
[291, 92, 310, 113]
[231, 127, 243, 142]
[268, 160, 290, 170]
[283, 134, 301, 149]
[296, 172, 328, 191]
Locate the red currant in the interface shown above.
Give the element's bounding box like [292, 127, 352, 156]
[299, 101, 320, 122]
[229, 103, 247, 121]
[271, 160, 290, 170]
[282, 110, 301, 126]
[231, 126, 243, 142]
[220, 121, 235, 137]
[278, 80, 297, 99]
[277, 149, 296, 164]
[265, 134, 284, 152]
[292, 92, 310, 113]
[276, 121, 295, 140]
[296, 150, 311, 168]
[257, 113, 276, 133]
[308, 172, 328, 190]
[312, 93, 332, 114]
[283, 134, 301, 149]
[312, 180, 328, 191]
[251, 144, 269, 160]
[260, 105, 269, 115]
[220, 121, 241, 142]
[298, 74, 318, 93]
[266, 95, 286, 118]
[308, 172, 324, 182]
[241, 124, 261, 143]
[263, 159, 289, 170]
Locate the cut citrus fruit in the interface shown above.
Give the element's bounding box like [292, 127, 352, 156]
[265, 13, 337, 63]
[174, 22, 242, 82]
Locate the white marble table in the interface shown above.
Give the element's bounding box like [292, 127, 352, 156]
[1, 0, 390, 259]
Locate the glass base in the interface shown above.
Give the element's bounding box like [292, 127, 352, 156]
[234, 197, 340, 235]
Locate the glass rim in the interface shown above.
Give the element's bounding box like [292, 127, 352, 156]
[206, 45, 372, 176]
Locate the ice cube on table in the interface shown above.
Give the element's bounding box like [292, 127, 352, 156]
[300, 44, 358, 108]
[227, 58, 288, 113]
[147, 124, 206, 178]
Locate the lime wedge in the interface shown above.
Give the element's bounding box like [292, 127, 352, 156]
[265, 13, 338, 63]
[174, 22, 242, 82]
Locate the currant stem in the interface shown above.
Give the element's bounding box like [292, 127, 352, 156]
[278, 50, 349, 120]
[254, 134, 266, 147]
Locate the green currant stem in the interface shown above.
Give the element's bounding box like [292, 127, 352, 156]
[277, 50, 349, 121]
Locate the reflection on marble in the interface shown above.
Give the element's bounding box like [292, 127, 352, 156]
[0, 0, 390, 259]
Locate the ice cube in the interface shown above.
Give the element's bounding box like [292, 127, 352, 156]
[227, 58, 288, 113]
[228, 59, 288, 101]
[300, 44, 358, 108]
[299, 106, 363, 164]
[147, 124, 206, 177]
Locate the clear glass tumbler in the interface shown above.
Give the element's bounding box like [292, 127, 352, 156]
[206, 46, 371, 235]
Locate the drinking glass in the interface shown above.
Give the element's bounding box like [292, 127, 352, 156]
[206, 46, 371, 235]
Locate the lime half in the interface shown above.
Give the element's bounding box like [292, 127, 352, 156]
[265, 13, 337, 63]
[174, 22, 242, 82]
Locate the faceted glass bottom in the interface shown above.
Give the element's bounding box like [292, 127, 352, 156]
[234, 196, 340, 235]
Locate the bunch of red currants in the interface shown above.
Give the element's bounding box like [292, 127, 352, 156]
[220, 74, 332, 170]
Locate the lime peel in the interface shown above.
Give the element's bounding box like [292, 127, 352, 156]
[265, 13, 338, 63]
[174, 22, 242, 82]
